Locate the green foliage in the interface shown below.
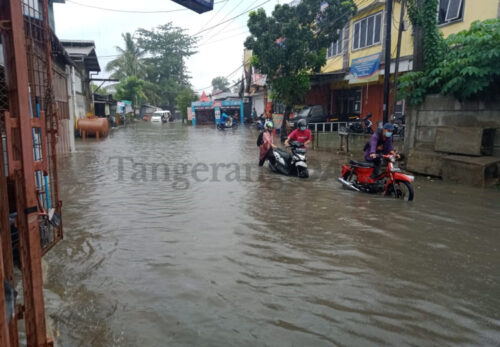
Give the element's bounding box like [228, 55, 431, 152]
[406, 0, 446, 70]
[176, 88, 198, 121]
[108, 24, 197, 109]
[90, 82, 107, 94]
[245, 0, 356, 107]
[136, 23, 197, 108]
[430, 19, 500, 99]
[211, 76, 230, 92]
[105, 33, 145, 80]
[400, 18, 500, 104]
[115, 76, 147, 106]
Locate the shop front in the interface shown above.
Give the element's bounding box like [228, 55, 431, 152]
[191, 99, 245, 126]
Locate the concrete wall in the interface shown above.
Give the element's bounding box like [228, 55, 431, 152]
[404, 94, 500, 186]
[405, 95, 500, 156]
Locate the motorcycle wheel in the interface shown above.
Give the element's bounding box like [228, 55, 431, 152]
[342, 171, 357, 188]
[298, 167, 309, 178]
[387, 181, 414, 201]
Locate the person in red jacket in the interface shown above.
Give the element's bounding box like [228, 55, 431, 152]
[284, 119, 312, 147]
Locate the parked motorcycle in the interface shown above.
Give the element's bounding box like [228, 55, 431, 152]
[393, 114, 405, 137]
[348, 113, 374, 134]
[268, 141, 309, 178]
[338, 154, 415, 201]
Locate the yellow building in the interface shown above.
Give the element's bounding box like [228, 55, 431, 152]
[309, 0, 500, 125]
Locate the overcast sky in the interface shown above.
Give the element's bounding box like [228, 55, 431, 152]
[54, 0, 290, 94]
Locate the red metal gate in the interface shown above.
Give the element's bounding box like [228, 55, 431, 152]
[0, 0, 63, 345]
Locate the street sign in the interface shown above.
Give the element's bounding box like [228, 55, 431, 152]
[171, 0, 214, 14]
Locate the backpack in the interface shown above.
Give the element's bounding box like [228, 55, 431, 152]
[257, 131, 264, 147]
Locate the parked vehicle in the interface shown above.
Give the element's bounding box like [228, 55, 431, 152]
[268, 141, 309, 178]
[348, 113, 373, 134]
[289, 105, 329, 128]
[338, 154, 415, 201]
[151, 110, 172, 123]
[393, 114, 405, 137]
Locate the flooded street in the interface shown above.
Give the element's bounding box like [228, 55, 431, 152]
[45, 122, 500, 346]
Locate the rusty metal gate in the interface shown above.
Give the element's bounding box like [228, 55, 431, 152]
[0, 0, 63, 346]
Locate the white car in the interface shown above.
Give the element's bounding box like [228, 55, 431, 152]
[151, 111, 172, 123]
[151, 113, 162, 122]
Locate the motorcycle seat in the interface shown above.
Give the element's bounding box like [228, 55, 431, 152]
[350, 160, 374, 168]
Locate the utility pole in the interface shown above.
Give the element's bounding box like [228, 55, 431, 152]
[392, 0, 406, 117]
[383, 0, 393, 123]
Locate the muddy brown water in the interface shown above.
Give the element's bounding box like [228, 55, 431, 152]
[45, 122, 500, 346]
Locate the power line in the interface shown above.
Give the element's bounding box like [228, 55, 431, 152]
[204, 0, 258, 41]
[194, 58, 250, 92]
[197, 0, 232, 33]
[199, 30, 249, 47]
[201, 0, 245, 37]
[194, 0, 271, 36]
[65, 0, 228, 14]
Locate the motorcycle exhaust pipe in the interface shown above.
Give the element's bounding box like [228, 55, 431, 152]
[338, 177, 361, 192]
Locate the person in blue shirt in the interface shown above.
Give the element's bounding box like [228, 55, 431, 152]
[220, 111, 232, 127]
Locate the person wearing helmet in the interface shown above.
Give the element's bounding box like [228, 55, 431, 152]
[364, 122, 398, 178]
[259, 121, 277, 166]
[284, 119, 312, 147]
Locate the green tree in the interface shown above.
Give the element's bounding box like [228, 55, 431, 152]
[399, 13, 500, 103]
[136, 23, 197, 108]
[115, 76, 147, 107]
[176, 88, 198, 123]
[244, 0, 356, 134]
[211, 76, 230, 92]
[91, 82, 107, 94]
[428, 19, 500, 100]
[106, 33, 145, 80]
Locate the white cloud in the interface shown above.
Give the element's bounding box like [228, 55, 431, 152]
[54, 0, 286, 94]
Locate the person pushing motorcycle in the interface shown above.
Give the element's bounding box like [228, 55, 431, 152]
[364, 122, 398, 178]
[259, 121, 277, 166]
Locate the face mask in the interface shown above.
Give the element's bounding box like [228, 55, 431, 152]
[299, 126, 306, 131]
[385, 131, 393, 138]
[267, 128, 273, 132]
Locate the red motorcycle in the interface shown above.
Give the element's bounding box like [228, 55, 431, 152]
[339, 154, 415, 201]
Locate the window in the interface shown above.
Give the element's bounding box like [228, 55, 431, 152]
[353, 12, 382, 50]
[327, 29, 343, 58]
[438, 0, 464, 25]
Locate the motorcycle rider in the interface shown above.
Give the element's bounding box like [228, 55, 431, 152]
[284, 119, 312, 147]
[364, 122, 397, 178]
[220, 111, 233, 127]
[259, 121, 277, 166]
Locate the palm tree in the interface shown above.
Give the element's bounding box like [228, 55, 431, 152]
[106, 33, 145, 79]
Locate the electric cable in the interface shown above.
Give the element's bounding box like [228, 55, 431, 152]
[65, 0, 228, 14]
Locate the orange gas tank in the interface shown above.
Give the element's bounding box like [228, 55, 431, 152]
[78, 117, 109, 139]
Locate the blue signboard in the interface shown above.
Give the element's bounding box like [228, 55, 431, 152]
[350, 53, 381, 79]
[171, 0, 214, 14]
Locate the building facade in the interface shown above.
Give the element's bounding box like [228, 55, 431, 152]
[308, 0, 500, 126]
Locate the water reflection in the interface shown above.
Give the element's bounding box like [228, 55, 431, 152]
[45, 122, 500, 346]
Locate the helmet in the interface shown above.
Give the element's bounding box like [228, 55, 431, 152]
[265, 121, 274, 129]
[297, 119, 307, 128]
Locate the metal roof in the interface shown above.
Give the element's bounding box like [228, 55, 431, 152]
[60, 40, 101, 72]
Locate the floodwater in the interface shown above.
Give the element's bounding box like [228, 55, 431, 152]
[45, 122, 500, 346]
